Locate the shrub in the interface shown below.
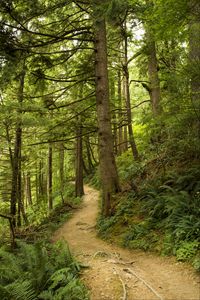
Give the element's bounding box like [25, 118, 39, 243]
[176, 241, 199, 261]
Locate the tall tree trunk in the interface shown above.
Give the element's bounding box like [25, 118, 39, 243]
[94, 13, 120, 217]
[18, 168, 28, 226]
[75, 121, 84, 197]
[10, 64, 25, 228]
[122, 78, 128, 152]
[189, 0, 200, 129]
[85, 136, 94, 173]
[35, 168, 39, 203]
[25, 172, 32, 206]
[117, 70, 124, 155]
[47, 143, 53, 210]
[123, 23, 139, 160]
[17, 147, 22, 227]
[59, 142, 65, 203]
[39, 159, 45, 197]
[146, 27, 162, 116]
[10, 127, 21, 227]
[110, 77, 118, 155]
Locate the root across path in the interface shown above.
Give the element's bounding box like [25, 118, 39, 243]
[52, 186, 200, 300]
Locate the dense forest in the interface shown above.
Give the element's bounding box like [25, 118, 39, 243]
[0, 0, 199, 298]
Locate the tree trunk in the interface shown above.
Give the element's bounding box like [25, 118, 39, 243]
[10, 65, 25, 228]
[18, 170, 28, 226]
[122, 78, 128, 152]
[123, 24, 139, 160]
[85, 136, 94, 173]
[47, 143, 53, 210]
[25, 172, 32, 206]
[10, 127, 21, 227]
[38, 159, 45, 197]
[189, 0, 200, 129]
[146, 27, 162, 116]
[94, 13, 120, 217]
[110, 77, 118, 155]
[17, 148, 22, 227]
[117, 70, 124, 155]
[59, 142, 65, 203]
[75, 122, 84, 197]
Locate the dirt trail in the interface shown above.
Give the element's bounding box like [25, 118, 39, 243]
[52, 185, 200, 300]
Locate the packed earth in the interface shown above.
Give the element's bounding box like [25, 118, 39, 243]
[53, 186, 200, 300]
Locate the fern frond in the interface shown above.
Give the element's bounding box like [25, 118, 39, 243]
[6, 279, 37, 300]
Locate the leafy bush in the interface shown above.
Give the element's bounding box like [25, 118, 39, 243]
[0, 241, 89, 300]
[176, 241, 199, 261]
[192, 255, 200, 272]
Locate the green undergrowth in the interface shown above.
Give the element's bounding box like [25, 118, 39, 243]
[97, 151, 200, 272]
[0, 184, 89, 300]
[26, 183, 81, 227]
[0, 183, 81, 245]
[0, 240, 89, 300]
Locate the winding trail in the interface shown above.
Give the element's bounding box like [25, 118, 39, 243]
[52, 185, 200, 300]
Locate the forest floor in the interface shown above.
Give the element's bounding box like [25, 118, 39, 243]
[52, 185, 200, 300]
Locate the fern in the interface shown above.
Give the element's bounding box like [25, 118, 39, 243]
[0, 241, 88, 300]
[6, 280, 37, 300]
[0, 248, 23, 283]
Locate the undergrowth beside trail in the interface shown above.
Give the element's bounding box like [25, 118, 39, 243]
[0, 184, 89, 300]
[97, 151, 200, 272]
[0, 241, 89, 300]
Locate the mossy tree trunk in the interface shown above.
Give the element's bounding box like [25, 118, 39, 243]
[94, 10, 120, 217]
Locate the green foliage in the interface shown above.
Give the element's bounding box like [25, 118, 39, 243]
[123, 222, 159, 251]
[86, 167, 101, 189]
[99, 149, 200, 269]
[192, 256, 200, 272]
[0, 241, 89, 300]
[116, 151, 145, 188]
[97, 215, 117, 238]
[175, 241, 199, 262]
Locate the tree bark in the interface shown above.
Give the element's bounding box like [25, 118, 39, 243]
[10, 64, 25, 228]
[10, 127, 21, 228]
[75, 122, 84, 197]
[94, 13, 120, 217]
[47, 143, 53, 210]
[189, 0, 200, 129]
[110, 77, 118, 155]
[122, 78, 128, 152]
[123, 23, 139, 160]
[117, 70, 124, 155]
[146, 27, 162, 116]
[85, 136, 94, 173]
[25, 172, 32, 206]
[39, 159, 46, 197]
[59, 142, 65, 203]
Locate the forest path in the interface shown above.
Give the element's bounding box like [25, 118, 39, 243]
[52, 185, 200, 300]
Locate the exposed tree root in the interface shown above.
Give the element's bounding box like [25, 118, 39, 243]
[123, 267, 164, 300]
[114, 267, 127, 300]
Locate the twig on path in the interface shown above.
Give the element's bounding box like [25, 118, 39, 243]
[123, 268, 164, 300]
[107, 259, 135, 266]
[114, 267, 127, 300]
[93, 251, 111, 258]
